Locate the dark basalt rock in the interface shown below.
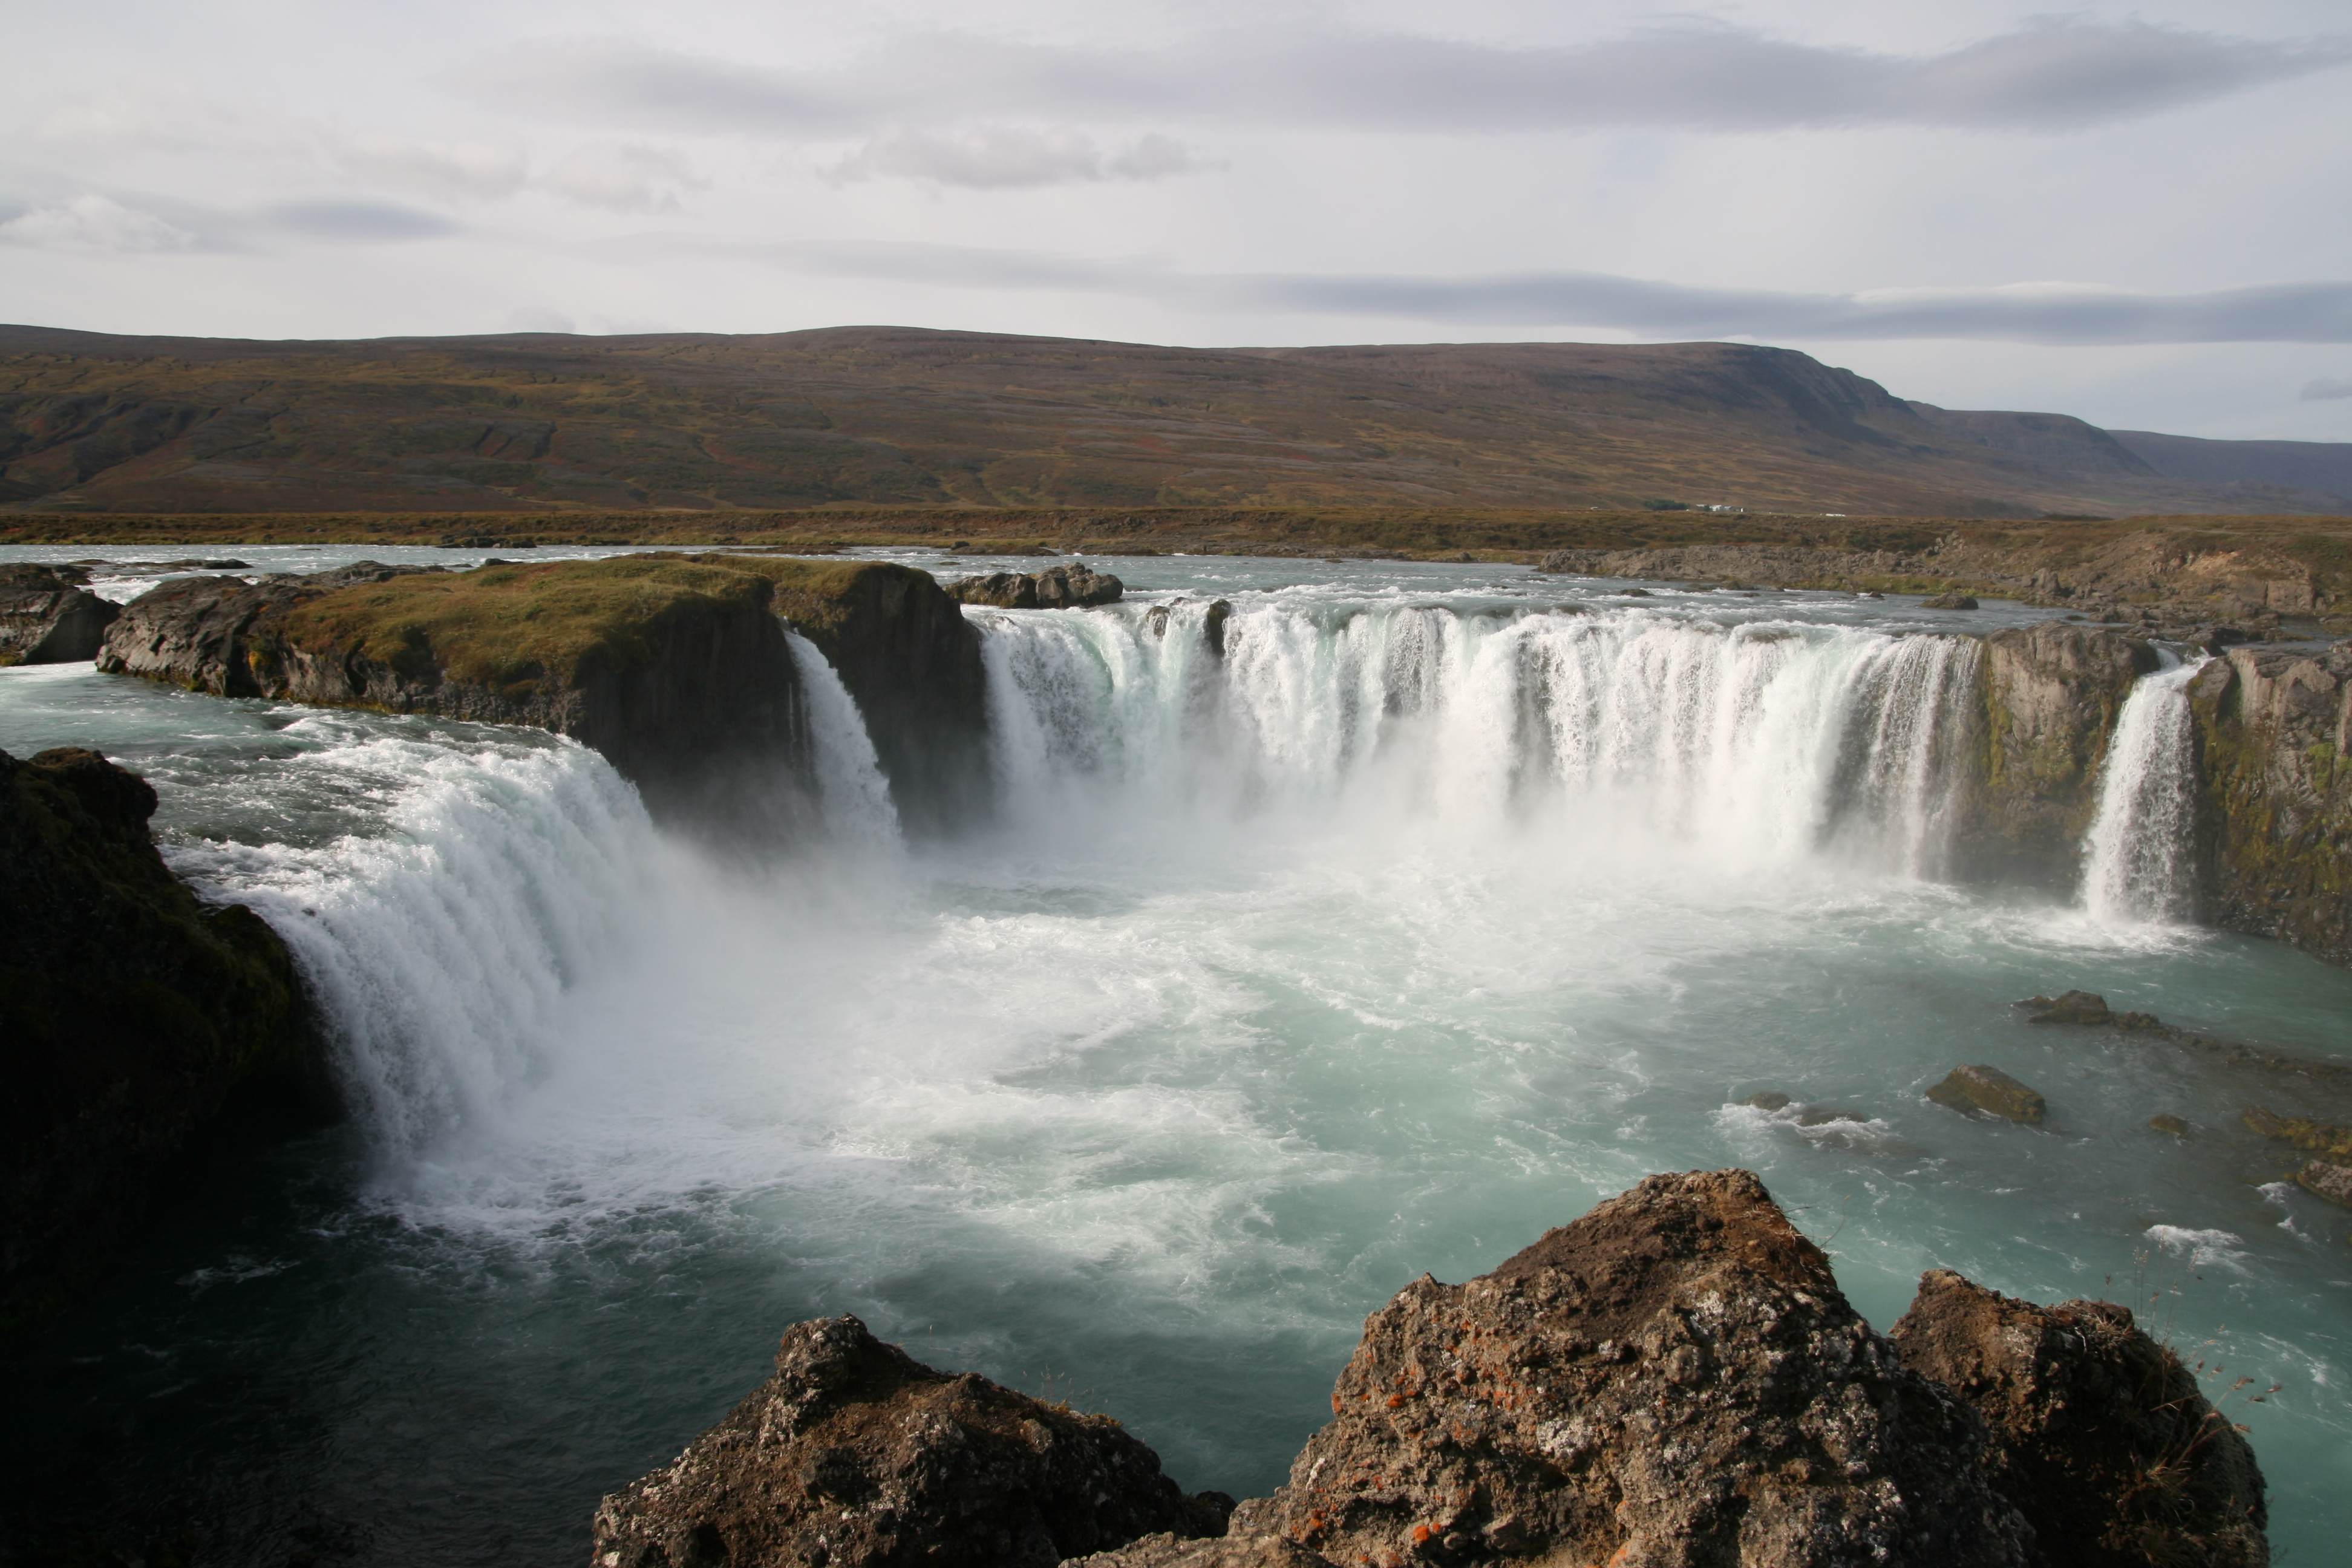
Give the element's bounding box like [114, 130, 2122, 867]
[590, 1315, 1227, 1568]
[1927, 1064, 2048, 1123]
[1224, 1170, 2036, 1567]
[1070, 1535, 1328, 1567]
[0, 563, 123, 664]
[0, 746, 317, 1334]
[947, 563, 1124, 610]
[1920, 592, 1980, 609]
[97, 561, 440, 696]
[1891, 1269, 2269, 1568]
[2022, 989, 2113, 1025]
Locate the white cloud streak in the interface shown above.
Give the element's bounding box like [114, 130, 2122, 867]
[0, 194, 194, 253]
[460, 20, 2350, 138]
[825, 126, 1206, 188]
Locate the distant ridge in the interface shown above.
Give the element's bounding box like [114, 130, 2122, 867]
[1, 324, 2343, 517]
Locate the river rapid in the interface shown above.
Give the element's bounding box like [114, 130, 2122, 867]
[2, 547, 2347, 1564]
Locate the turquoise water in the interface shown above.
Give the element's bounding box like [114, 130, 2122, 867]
[2, 550, 2346, 1565]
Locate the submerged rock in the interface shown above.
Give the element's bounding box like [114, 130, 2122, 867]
[2241, 1105, 2352, 1159]
[0, 562, 123, 664]
[947, 563, 1123, 610]
[1891, 1269, 2268, 1567]
[591, 1315, 1226, 1568]
[1224, 1169, 2036, 1567]
[2148, 1113, 2190, 1137]
[1742, 1091, 1792, 1111]
[1926, 1065, 2048, 1123]
[1920, 592, 1980, 609]
[2022, 990, 2113, 1025]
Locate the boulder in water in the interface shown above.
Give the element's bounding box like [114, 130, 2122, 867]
[947, 563, 1123, 610]
[2148, 1113, 2190, 1137]
[1742, 1091, 1792, 1110]
[590, 1315, 1228, 1568]
[1926, 1064, 2047, 1123]
[0, 563, 123, 664]
[1920, 592, 1980, 610]
[1891, 1269, 2268, 1567]
[2021, 990, 2114, 1025]
[1224, 1169, 2037, 1566]
[2297, 1160, 2352, 1208]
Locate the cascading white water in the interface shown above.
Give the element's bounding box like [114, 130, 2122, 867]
[2081, 653, 2209, 924]
[975, 601, 1981, 876]
[785, 628, 903, 852]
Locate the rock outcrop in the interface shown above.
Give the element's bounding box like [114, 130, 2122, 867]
[601, 1171, 2272, 1568]
[1956, 623, 2155, 889]
[590, 1315, 1229, 1568]
[0, 562, 122, 663]
[96, 555, 992, 837]
[1926, 1064, 2048, 1123]
[2185, 644, 2352, 965]
[0, 746, 316, 1334]
[948, 563, 1124, 610]
[1892, 1269, 2268, 1567]
[1226, 1170, 2035, 1567]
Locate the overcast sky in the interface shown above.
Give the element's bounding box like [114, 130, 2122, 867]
[3, 0, 2347, 439]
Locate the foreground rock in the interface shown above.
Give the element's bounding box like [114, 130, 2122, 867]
[607, 1171, 2270, 1568]
[0, 562, 122, 663]
[97, 555, 990, 836]
[948, 563, 1124, 609]
[592, 1315, 1227, 1568]
[0, 746, 316, 1334]
[1893, 1270, 2268, 1567]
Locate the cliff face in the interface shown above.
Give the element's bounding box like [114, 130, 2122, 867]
[2186, 645, 2352, 965]
[599, 1171, 2266, 1568]
[97, 555, 991, 837]
[1955, 624, 2155, 890]
[0, 746, 316, 1334]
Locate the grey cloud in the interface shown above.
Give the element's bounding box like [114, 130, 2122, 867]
[2302, 377, 2352, 400]
[264, 201, 462, 241]
[826, 127, 1208, 189]
[0, 194, 194, 252]
[462, 21, 2348, 138]
[610, 236, 2352, 345]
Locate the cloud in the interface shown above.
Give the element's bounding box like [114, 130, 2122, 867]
[540, 144, 701, 211]
[612, 236, 2352, 346]
[2302, 377, 2352, 400]
[263, 200, 461, 242]
[0, 194, 194, 252]
[825, 126, 1207, 189]
[460, 21, 2350, 139]
[334, 134, 528, 200]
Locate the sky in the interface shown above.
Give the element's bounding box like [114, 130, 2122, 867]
[2, 0, 2347, 440]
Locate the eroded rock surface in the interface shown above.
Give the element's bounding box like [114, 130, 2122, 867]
[948, 563, 1123, 610]
[1226, 1169, 2034, 1568]
[592, 1316, 1227, 1568]
[1891, 1269, 2268, 1568]
[1926, 1064, 2048, 1123]
[0, 562, 124, 664]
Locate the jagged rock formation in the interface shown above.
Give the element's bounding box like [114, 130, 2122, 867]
[0, 746, 315, 1333]
[1956, 623, 2155, 889]
[2186, 645, 2352, 966]
[1225, 1169, 2035, 1567]
[590, 1316, 1229, 1568]
[0, 562, 120, 663]
[95, 555, 991, 835]
[612, 1172, 2270, 1567]
[1892, 1270, 2268, 1567]
[948, 563, 1125, 610]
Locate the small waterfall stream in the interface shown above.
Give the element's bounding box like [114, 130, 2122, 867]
[2080, 654, 2209, 924]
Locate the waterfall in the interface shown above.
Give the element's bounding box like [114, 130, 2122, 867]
[972, 601, 1982, 875]
[785, 629, 903, 852]
[2081, 654, 2209, 924]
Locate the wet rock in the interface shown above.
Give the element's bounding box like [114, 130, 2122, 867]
[1203, 599, 1232, 658]
[1920, 592, 1980, 609]
[2296, 1160, 2352, 1208]
[2241, 1105, 2352, 1159]
[1926, 1065, 2047, 1124]
[2148, 1114, 2190, 1137]
[1891, 1269, 2268, 1568]
[2022, 990, 2114, 1025]
[1616, 586, 1652, 596]
[0, 563, 123, 664]
[1795, 1106, 1869, 1127]
[947, 563, 1123, 610]
[1226, 1169, 2036, 1567]
[1742, 1091, 1792, 1111]
[591, 1316, 1226, 1568]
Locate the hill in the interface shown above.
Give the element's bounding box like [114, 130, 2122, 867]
[1, 324, 2345, 518]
